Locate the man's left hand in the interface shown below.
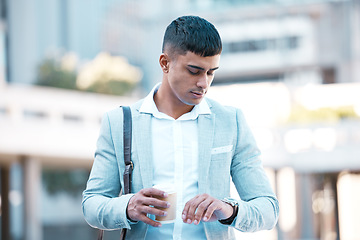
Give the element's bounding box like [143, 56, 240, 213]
[181, 194, 234, 225]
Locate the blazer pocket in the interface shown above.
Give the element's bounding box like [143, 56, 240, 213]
[211, 145, 233, 155]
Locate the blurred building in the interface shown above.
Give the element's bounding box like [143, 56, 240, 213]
[0, 85, 138, 240]
[214, 0, 360, 86]
[1, 0, 360, 240]
[4, 0, 360, 87]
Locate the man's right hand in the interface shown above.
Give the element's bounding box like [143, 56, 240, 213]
[126, 188, 170, 227]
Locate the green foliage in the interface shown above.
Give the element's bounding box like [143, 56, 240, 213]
[287, 105, 359, 124]
[85, 80, 136, 96]
[35, 53, 141, 96]
[36, 58, 77, 90]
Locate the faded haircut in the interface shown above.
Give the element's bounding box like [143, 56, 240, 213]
[162, 15, 222, 57]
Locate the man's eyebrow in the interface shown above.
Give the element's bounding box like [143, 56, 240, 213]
[187, 65, 219, 71]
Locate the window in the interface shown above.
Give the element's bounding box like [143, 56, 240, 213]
[223, 36, 301, 54]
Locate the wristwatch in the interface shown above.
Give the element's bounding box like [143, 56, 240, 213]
[219, 198, 239, 225]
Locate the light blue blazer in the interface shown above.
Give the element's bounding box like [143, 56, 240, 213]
[82, 98, 279, 240]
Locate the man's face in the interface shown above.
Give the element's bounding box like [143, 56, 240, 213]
[164, 51, 220, 106]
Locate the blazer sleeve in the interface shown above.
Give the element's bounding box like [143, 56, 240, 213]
[230, 109, 279, 232]
[82, 112, 134, 230]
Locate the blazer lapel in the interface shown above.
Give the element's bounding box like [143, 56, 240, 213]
[197, 113, 215, 194]
[133, 111, 153, 189]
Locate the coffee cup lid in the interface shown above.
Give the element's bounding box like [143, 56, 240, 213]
[153, 183, 175, 193]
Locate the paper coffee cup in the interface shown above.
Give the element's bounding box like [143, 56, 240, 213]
[153, 184, 177, 224]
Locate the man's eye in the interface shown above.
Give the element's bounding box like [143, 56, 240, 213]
[188, 70, 199, 75]
[207, 71, 214, 76]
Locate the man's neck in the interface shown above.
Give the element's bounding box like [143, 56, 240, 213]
[153, 88, 194, 120]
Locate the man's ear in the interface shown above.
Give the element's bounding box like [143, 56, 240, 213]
[159, 53, 170, 73]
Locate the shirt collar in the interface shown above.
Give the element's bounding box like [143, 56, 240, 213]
[139, 82, 211, 120]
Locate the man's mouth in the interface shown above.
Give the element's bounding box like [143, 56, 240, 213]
[190, 90, 205, 95]
[190, 90, 206, 98]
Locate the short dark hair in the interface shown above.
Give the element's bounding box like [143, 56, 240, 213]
[162, 16, 222, 57]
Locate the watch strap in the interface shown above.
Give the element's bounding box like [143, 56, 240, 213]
[219, 204, 238, 225]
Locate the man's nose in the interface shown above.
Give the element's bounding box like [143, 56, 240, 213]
[196, 74, 208, 89]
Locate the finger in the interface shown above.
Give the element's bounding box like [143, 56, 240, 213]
[131, 191, 169, 209]
[143, 197, 171, 209]
[182, 202, 190, 222]
[182, 196, 196, 223]
[136, 214, 162, 228]
[183, 195, 206, 224]
[128, 204, 167, 223]
[140, 188, 168, 198]
[193, 199, 213, 225]
[143, 205, 169, 217]
[128, 198, 169, 220]
[182, 196, 193, 222]
[202, 201, 218, 222]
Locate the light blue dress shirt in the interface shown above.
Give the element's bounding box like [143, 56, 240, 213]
[139, 83, 208, 239]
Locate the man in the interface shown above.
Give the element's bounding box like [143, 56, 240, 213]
[82, 15, 279, 239]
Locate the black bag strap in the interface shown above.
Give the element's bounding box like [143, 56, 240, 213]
[122, 106, 133, 195]
[98, 106, 133, 240]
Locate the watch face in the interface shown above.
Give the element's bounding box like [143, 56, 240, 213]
[222, 198, 238, 207]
